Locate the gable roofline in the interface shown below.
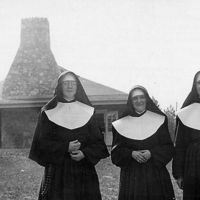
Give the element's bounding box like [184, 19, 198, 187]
[0, 66, 128, 108]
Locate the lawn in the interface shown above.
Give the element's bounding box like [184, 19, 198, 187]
[0, 149, 183, 200]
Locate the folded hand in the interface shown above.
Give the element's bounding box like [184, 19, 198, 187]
[70, 150, 85, 161]
[132, 151, 147, 163]
[132, 150, 151, 163]
[139, 150, 151, 160]
[68, 140, 81, 152]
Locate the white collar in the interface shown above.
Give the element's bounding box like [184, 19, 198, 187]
[112, 110, 165, 140]
[45, 101, 94, 130]
[177, 102, 200, 130]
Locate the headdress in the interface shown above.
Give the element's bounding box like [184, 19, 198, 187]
[29, 71, 92, 166]
[120, 85, 165, 118]
[181, 71, 200, 108]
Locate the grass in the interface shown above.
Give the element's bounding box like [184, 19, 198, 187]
[0, 149, 183, 200]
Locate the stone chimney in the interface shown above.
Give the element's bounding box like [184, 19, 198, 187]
[2, 18, 60, 99]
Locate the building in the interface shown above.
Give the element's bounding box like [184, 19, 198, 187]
[0, 18, 128, 148]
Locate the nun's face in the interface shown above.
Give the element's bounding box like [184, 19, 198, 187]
[195, 73, 200, 96]
[131, 89, 147, 113]
[61, 73, 77, 100]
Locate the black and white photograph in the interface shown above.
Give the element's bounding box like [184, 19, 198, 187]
[1, 1, 200, 199]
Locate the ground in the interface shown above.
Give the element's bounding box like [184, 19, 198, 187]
[0, 149, 183, 200]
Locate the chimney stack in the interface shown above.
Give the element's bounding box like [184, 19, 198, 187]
[2, 18, 60, 99]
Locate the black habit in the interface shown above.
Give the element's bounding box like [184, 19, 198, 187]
[29, 71, 109, 200]
[111, 86, 175, 200]
[172, 71, 200, 200]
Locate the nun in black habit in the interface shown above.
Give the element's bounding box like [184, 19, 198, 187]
[172, 71, 200, 200]
[111, 85, 175, 200]
[29, 71, 109, 200]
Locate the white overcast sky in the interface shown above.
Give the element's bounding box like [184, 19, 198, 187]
[0, 0, 200, 109]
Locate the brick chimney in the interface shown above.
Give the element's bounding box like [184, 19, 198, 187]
[2, 18, 60, 99]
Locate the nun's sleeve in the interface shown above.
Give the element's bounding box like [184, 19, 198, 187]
[149, 118, 174, 169]
[39, 111, 69, 166]
[111, 126, 133, 168]
[29, 113, 46, 167]
[81, 116, 109, 166]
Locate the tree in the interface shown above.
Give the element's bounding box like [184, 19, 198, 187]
[164, 105, 176, 143]
[151, 97, 176, 142]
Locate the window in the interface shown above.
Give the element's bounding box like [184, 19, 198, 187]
[107, 111, 118, 132]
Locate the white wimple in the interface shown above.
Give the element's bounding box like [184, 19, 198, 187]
[45, 101, 94, 130]
[177, 103, 200, 130]
[112, 111, 165, 140]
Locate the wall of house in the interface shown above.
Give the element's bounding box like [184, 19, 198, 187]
[94, 104, 126, 146]
[0, 108, 40, 148]
[95, 104, 126, 116]
[0, 17, 128, 148]
[0, 104, 126, 148]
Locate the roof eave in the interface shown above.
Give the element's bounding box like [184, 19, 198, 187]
[0, 99, 127, 108]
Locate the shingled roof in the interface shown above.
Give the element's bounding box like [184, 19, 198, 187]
[79, 76, 128, 105]
[0, 73, 128, 108]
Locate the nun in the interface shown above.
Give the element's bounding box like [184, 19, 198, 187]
[29, 71, 109, 200]
[111, 85, 175, 200]
[173, 71, 200, 200]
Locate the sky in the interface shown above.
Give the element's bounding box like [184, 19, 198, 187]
[1, 0, 200, 110]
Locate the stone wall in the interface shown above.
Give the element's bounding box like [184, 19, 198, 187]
[2, 18, 60, 99]
[1, 108, 40, 148]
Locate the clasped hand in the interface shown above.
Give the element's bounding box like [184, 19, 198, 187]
[132, 150, 151, 163]
[68, 140, 85, 161]
[68, 140, 81, 152]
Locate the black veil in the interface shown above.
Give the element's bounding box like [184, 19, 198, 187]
[42, 71, 92, 111]
[120, 85, 165, 119]
[181, 71, 200, 108]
